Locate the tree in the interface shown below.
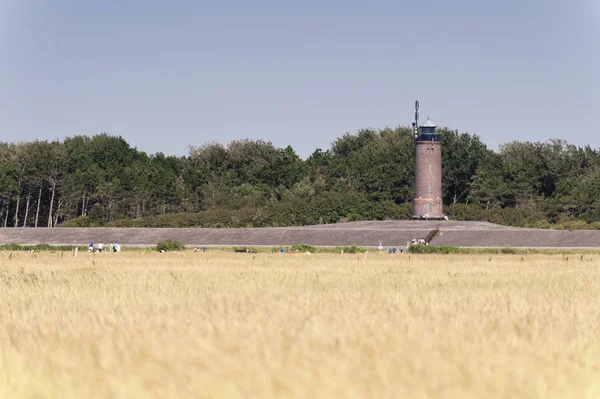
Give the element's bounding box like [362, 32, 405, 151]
[2, 124, 600, 229]
[0, 162, 19, 227]
[441, 129, 492, 205]
[88, 203, 105, 225]
[326, 127, 415, 203]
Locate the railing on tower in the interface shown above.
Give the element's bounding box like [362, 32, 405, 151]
[416, 132, 442, 142]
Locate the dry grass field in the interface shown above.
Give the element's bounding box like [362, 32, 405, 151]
[1, 250, 599, 399]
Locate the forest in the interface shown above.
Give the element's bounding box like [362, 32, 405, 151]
[1, 126, 600, 229]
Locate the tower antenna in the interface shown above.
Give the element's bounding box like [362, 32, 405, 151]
[414, 100, 419, 139]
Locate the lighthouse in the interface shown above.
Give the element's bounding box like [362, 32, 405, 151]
[412, 101, 443, 219]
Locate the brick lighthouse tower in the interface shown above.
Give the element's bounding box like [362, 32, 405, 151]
[412, 101, 443, 219]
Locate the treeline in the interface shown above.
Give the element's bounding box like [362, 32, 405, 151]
[1, 127, 600, 229]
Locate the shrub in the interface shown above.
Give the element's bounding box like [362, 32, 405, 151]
[408, 245, 460, 254]
[291, 244, 315, 252]
[0, 244, 86, 252]
[60, 216, 90, 227]
[0, 244, 23, 251]
[232, 246, 258, 253]
[156, 239, 185, 252]
[346, 213, 364, 222]
[336, 244, 365, 254]
[555, 220, 591, 231]
[528, 220, 553, 229]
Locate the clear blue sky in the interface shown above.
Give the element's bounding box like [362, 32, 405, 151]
[1, 0, 598, 158]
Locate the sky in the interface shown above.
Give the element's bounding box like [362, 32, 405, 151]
[0, 0, 598, 158]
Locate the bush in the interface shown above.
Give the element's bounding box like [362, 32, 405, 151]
[346, 213, 364, 222]
[0, 244, 87, 252]
[291, 244, 315, 252]
[60, 216, 90, 227]
[0, 244, 23, 251]
[102, 192, 415, 229]
[528, 220, 553, 229]
[555, 220, 591, 231]
[232, 246, 258, 253]
[336, 244, 366, 254]
[407, 245, 460, 254]
[156, 239, 185, 252]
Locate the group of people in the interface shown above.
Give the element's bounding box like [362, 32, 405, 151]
[88, 242, 121, 253]
[387, 246, 405, 254]
[384, 237, 426, 254]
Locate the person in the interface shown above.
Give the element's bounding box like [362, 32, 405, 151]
[98, 242, 104, 252]
[280, 247, 285, 253]
[202, 247, 208, 253]
[109, 242, 114, 252]
[88, 243, 94, 253]
[114, 242, 120, 252]
[193, 247, 199, 253]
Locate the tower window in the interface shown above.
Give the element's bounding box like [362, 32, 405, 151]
[429, 183, 432, 193]
[428, 202, 433, 213]
[428, 164, 432, 173]
[425, 148, 430, 154]
[430, 148, 434, 153]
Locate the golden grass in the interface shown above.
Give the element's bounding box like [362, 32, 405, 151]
[0, 251, 599, 398]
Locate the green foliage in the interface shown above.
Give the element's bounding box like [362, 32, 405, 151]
[0, 244, 86, 251]
[336, 244, 366, 253]
[346, 213, 364, 222]
[2, 127, 600, 230]
[0, 162, 19, 201]
[554, 220, 590, 231]
[442, 129, 492, 205]
[291, 244, 315, 252]
[407, 245, 460, 254]
[156, 239, 185, 252]
[232, 246, 258, 253]
[60, 216, 90, 227]
[88, 203, 105, 225]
